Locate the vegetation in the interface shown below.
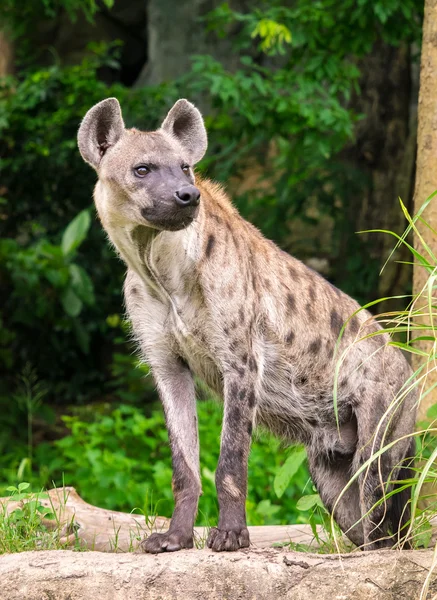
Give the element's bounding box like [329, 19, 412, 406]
[1, 0, 435, 553]
[0, 483, 69, 553]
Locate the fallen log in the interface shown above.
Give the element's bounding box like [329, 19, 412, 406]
[0, 547, 436, 600]
[0, 487, 338, 551]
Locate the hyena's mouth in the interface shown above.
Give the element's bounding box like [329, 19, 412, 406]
[140, 206, 198, 231]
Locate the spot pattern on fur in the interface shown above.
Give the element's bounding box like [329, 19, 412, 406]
[287, 293, 296, 310]
[309, 338, 322, 354]
[330, 309, 343, 336]
[205, 234, 215, 258]
[248, 357, 257, 373]
[285, 330, 295, 344]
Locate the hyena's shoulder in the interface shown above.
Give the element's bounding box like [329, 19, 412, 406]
[196, 176, 374, 345]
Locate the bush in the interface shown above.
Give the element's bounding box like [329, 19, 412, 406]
[0, 46, 181, 409]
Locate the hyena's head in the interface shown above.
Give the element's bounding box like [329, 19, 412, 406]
[77, 98, 207, 231]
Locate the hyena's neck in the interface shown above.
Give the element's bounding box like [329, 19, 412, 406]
[106, 208, 204, 302]
[101, 176, 237, 300]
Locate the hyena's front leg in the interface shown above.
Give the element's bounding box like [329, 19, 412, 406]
[207, 375, 255, 552]
[142, 359, 201, 553]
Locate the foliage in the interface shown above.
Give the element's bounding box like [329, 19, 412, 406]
[0, 46, 177, 409]
[0, 0, 115, 61]
[0, 205, 99, 404]
[280, 492, 353, 553]
[207, 2, 421, 52]
[196, 0, 422, 251]
[273, 447, 306, 498]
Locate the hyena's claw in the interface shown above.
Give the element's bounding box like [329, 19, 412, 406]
[141, 531, 194, 553]
[207, 526, 250, 552]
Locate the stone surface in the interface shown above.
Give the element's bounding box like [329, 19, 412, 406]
[0, 547, 436, 600]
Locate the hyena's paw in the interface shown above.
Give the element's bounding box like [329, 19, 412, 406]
[141, 530, 194, 554]
[207, 527, 250, 552]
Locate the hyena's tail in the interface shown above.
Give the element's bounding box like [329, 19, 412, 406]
[390, 437, 416, 547]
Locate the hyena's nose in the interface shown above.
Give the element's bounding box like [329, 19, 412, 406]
[174, 185, 200, 208]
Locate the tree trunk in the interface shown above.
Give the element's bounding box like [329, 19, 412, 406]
[136, 0, 248, 88]
[413, 0, 437, 423]
[0, 31, 14, 76]
[338, 41, 417, 309]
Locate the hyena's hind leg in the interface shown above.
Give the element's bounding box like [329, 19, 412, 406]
[354, 385, 417, 550]
[307, 450, 364, 548]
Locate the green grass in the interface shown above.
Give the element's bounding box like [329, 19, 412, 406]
[0, 483, 76, 554]
[327, 194, 437, 554]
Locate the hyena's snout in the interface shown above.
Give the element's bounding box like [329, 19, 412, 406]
[174, 185, 200, 208]
[140, 182, 201, 231]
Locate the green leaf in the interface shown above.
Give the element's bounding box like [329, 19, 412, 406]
[414, 520, 433, 549]
[202, 466, 216, 485]
[106, 314, 121, 328]
[273, 447, 306, 498]
[45, 267, 70, 288]
[296, 493, 324, 512]
[17, 457, 31, 480]
[74, 321, 90, 354]
[61, 287, 83, 317]
[255, 499, 281, 518]
[69, 264, 95, 306]
[426, 403, 437, 419]
[61, 209, 91, 256]
[18, 482, 30, 492]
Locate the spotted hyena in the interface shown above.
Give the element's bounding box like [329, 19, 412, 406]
[78, 98, 417, 553]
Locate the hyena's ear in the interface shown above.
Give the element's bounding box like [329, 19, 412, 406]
[160, 99, 207, 164]
[77, 98, 125, 169]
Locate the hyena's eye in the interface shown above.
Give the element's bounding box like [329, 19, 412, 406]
[134, 165, 150, 178]
[181, 164, 190, 174]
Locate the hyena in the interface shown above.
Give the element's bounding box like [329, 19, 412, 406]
[78, 98, 417, 553]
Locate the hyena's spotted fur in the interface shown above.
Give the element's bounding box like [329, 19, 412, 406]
[78, 98, 417, 553]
